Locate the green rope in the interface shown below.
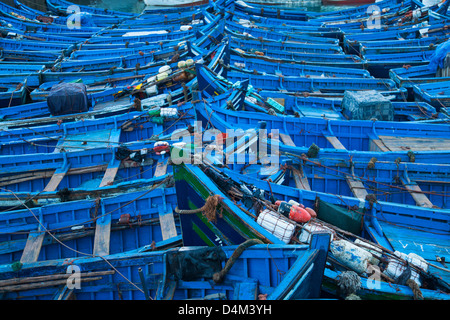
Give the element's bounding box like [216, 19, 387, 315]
[306, 143, 320, 158]
[367, 157, 377, 169]
[407, 150, 415, 163]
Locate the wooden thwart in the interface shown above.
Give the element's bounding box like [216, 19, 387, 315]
[325, 136, 347, 150]
[400, 177, 434, 208]
[154, 158, 169, 177]
[279, 133, 295, 146]
[159, 207, 177, 241]
[43, 164, 71, 192]
[345, 176, 369, 200]
[292, 167, 311, 191]
[369, 138, 390, 152]
[99, 159, 121, 188]
[93, 202, 112, 257]
[377, 135, 450, 151]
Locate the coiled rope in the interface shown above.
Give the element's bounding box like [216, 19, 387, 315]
[337, 271, 361, 300]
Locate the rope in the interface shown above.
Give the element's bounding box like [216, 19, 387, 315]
[212, 239, 264, 283]
[174, 194, 223, 223]
[406, 279, 424, 300]
[336, 270, 361, 299]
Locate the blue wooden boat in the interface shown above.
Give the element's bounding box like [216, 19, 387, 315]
[0, 239, 330, 300]
[0, 38, 77, 54]
[234, 0, 411, 21]
[193, 87, 450, 164]
[390, 64, 450, 99]
[359, 37, 448, 52]
[226, 70, 402, 98]
[0, 180, 180, 263]
[0, 138, 177, 191]
[172, 162, 450, 300]
[243, 90, 448, 122]
[53, 45, 188, 73]
[225, 20, 340, 45]
[0, 79, 27, 108]
[343, 20, 450, 55]
[230, 53, 372, 78]
[0, 38, 228, 128]
[229, 46, 366, 69]
[1, 48, 64, 63]
[413, 80, 450, 110]
[0, 1, 67, 25]
[0, 26, 83, 44]
[229, 35, 343, 55]
[198, 60, 404, 100]
[0, 104, 194, 155]
[230, 15, 342, 37]
[122, 9, 204, 27]
[6, 0, 127, 27]
[0, 15, 101, 38]
[93, 20, 207, 38]
[0, 87, 132, 122]
[45, 0, 137, 18]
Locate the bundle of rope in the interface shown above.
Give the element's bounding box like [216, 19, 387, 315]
[406, 279, 424, 300]
[337, 271, 361, 300]
[175, 194, 224, 223]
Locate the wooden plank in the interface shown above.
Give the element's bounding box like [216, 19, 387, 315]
[99, 159, 121, 188]
[43, 164, 71, 192]
[400, 177, 434, 208]
[20, 230, 45, 264]
[292, 167, 311, 191]
[325, 136, 347, 150]
[378, 135, 450, 151]
[279, 133, 295, 146]
[159, 206, 177, 241]
[345, 176, 369, 200]
[154, 158, 169, 177]
[369, 138, 390, 152]
[93, 204, 111, 257]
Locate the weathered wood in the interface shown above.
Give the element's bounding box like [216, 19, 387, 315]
[93, 201, 112, 257]
[369, 138, 390, 152]
[325, 135, 347, 150]
[378, 135, 450, 151]
[99, 159, 121, 188]
[20, 230, 45, 264]
[400, 177, 434, 208]
[345, 176, 369, 200]
[292, 167, 311, 191]
[43, 164, 71, 192]
[279, 133, 295, 146]
[154, 158, 169, 177]
[53, 286, 75, 300]
[159, 207, 177, 240]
